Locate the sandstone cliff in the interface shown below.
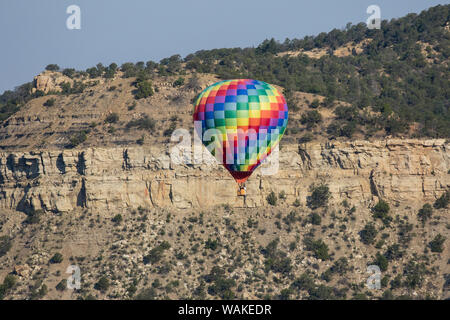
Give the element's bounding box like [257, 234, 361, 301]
[1, 138, 448, 214]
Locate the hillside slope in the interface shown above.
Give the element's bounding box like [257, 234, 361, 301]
[0, 5, 448, 301]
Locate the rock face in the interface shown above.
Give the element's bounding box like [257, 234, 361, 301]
[31, 71, 73, 94]
[0, 139, 448, 214]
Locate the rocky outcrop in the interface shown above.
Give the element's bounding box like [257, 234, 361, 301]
[0, 139, 448, 214]
[31, 71, 74, 94]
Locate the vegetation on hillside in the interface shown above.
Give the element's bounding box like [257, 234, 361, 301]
[0, 5, 448, 138]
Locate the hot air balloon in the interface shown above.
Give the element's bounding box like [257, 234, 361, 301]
[193, 79, 288, 195]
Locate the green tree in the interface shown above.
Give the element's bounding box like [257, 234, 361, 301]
[418, 203, 433, 223]
[403, 261, 427, 289]
[0, 275, 16, 300]
[205, 238, 219, 251]
[309, 212, 322, 225]
[373, 252, 388, 272]
[372, 200, 392, 225]
[173, 77, 185, 87]
[304, 237, 330, 260]
[301, 110, 322, 129]
[62, 68, 76, 78]
[143, 241, 171, 264]
[266, 191, 277, 206]
[134, 80, 154, 99]
[307, 184, 330, 209]
[94, 276, 110, 293]
[434, 191, 449, 209]
[428, 234, 445, 253]
[49, 253, 63, 264]
[45, 64, 60, 71]
[56, 280, 67, 291]
[309, 99, 320, 109]
[360, 223, 377, 245]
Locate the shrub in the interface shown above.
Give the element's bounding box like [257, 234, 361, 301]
[43, 98, 56, 107]
[279, 288, 294, 300]
[49, 253, 63, 264]
[121, 62, 138, 78]
[307, 184, 330, 209]
[68, 131, 87, 148]
[384, 244, 403, 261]
[266, 191, 277, 206]
[104, 63, 118, 79]
[143, 241, 171, 264]
[0, 274, 16, 300]
[86, 67, 101, 78]
[291, 273, 315, 291]
[429, 234, 445, 253]
[390, 275, 402, 289]
[24, 209, 44, 224]
[304, 238, 330, 260]
[163, 122, 177, 137]
[62, 68, 76, 78]
[204, 267, 236, 299]
[0, 236, 12, 257]
[112, 214, 123, 224]
[300, 110, 322, 128]
[309, 99, 320, 108]
[61, 81, 86, 95]
[373, 253, 388, 272]
[334, 105, 358, 121]
[434, 190, 449, 209]
[126, 115, 156, 131]
[94, 276, 110, 293]
[136, 135, 145, 145]
[309, 212, 322, 225]
[105, 113, 119, 124]
[330, 257, 349, 274]
[321, 269, 333, 282]
[173, 77, 185, 87]
[128, 101, 137, 110]
[403, 261, 427, 289]
[418, 203, 433, 223]
[372, 199, 389, 216]
[134, 80, 154, 99]
[261, 239, 292, 274]
[45, 64, 60, 71]
[56, 280, 67, 291]
[29, 280, 47, 300]
[205, 238, 219, 251]
[372, 200, 392, 225]
[340, 122, 356, 138]
[360, 223, 377, 245]
[308, 285, 335, 300]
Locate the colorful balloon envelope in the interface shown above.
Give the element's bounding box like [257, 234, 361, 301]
[193, 79, 288, 183]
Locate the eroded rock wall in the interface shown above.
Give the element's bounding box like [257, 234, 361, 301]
[0, 139, 448, 214]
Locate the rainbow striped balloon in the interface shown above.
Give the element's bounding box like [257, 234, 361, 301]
[193, 79, 288, 183]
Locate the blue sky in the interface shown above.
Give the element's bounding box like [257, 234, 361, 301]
[0, 0, 448, 93]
